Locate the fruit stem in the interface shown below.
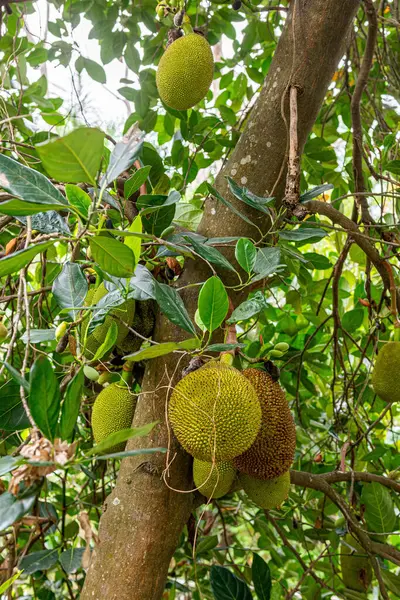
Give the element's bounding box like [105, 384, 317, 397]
[181, 14, 193, 35]
[120, 361, 134, 387]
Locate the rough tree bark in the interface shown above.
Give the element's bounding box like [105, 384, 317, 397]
[81, 2, 360, 599]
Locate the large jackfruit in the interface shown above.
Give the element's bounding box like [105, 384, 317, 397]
[91, 383, 137, 452]
[193, 459, 236, 499]
[240, 471, 290, 509]
[371, 341, 400, 403]
[340, 534, 372, 593]
[168, 363, 261, 461]
[156, 33, 214, 110]
[233, 369, 296, 480]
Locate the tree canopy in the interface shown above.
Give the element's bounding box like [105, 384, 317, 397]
[0, 0, 399, 599]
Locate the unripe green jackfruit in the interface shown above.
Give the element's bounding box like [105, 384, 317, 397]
[82, 284, 135, 359]
[193, 459, 236, 499]
[240, 471, 290, 509]
[371, 341, 400, 403]
[233, 369, 296, 480]
[91, 383, 136, 452]
[168, 363, 261, 461]
[340, 534, 372, 593]
[117, 300, 155, 355]
[156, 33, 214, 110]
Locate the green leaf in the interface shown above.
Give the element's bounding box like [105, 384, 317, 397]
[0, 571, 22, 594]
[253, 247, 284, 280]
[124, 215, 142, 264]
[279, 228, 327, 243]
[124, 44, 140, 73]
[0, 492, 36, 532]
[59, 548, 85, 574]
[21, 329, 56, 344]
[28, 356, 61, 441]
[299, 184, 334, 203]
[65, 184, 91, 219]
[0, 381, 30, 432]
[228, 297, 265, 323]
[52, 262, 88, 319]
[198, 276, 229, 333]
[0, 241, 54, 278]
[196, 535, 219, 554]
[235, 238, 257, 273]
[102, 128, 143, 187]
[361, 482, 397, 534]
[1, 362, 30, 392]
[210, 566, 253, 600]
[0, 154, 66, 208]
[0, 455, 22, 477]
[87, 421, 158, 456]
[381, 570, 400, 597]
[188, 237, 236, 272]
[207, 183, 257, 230]
[19, 549, 59, 575]
[227, 177, 273, 214]
[36, 128, 105, 184]
[90, 236, 136, 278]
[59, 368, 84, 441]
[94, 447, 166, 460]
[124, 166, 151, 198]
[341, 309, 364, 333]
[84, 58, 106, 83]
[205, 343, 246, 352]
[384, 160, 400, 175]
[92, 320, 118, 361]
[155, 282, 197, 336]
[252, 553, 271, 600]
[303, 252, 332, 270]
[123, 338, 200, 361]
[0, 198, 68, 216]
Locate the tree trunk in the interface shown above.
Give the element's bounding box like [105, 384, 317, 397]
[81, 2, 360, 599]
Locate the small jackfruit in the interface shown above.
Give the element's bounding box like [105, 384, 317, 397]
[156, 33, 214, 110]
[340, 534, 372, 593]
[82, 284, 135, 359]
[240, 471, 290, 509]
[91, 383, 137, 452]
[117, 300, 155, 355]
[233, 369, 296, 480]
[168, 363, 261, 461]
[193, 459, 236, 499]
[371, 341, 400, 403]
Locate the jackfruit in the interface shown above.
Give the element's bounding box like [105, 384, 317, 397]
[156, 33, 214, 110]
[193, 459, 236, 499]
[340, 534, 372, 593]
[240, 471, 290, 509]
[82, 284, 135, 359]
[168, 363, 261, 461]
[91, 383, 137, 453]
[371, 341, 400, 403]
[117, 300, 155, 355]
[233, 368, 296, 480]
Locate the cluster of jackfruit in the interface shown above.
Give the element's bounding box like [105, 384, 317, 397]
[168, 362, 296, 509]
[156, 33, 214, 110]
[371, 341, 400, 403]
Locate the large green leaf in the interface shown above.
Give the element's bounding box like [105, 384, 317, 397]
[0, 241, 54, 278]
[59, 368, 84, 441]
[252, 553, 271, 600]
[0, 154, 67, 209]
[87, 421, 158, 456]
[0, 382, 30, 431]
[28, 356, 61, 441]
[123, 338, 200, 361]
[124, 166, 151, 198]
[36, 128, 105, 184]
[59, 548, 85, 574]
[198, 276, 229, 333]
[52, 262, 88, 319]
[102, 127, 143, 187]
[19, 549, 59, 575]
[235, 238, 257, 274]
[155, 282, 197, 336]
[210, 566, 252, 600]
[90, 236, 136, 278]
[0, 492, 36, 532]
[361, 482, 397, 534]
[188, 237, 236, 272]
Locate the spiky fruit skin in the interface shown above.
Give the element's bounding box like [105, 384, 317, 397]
[156, 33, 214, 110]
[193, 459, 236, 499]
[240, 471, 290, 509]
[91, 383, 136, 452]
[371, 341, 400, 403]
[340, 534, 372, 593]
[168, 363, 261, 461]
[233, 369, 296, 480]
